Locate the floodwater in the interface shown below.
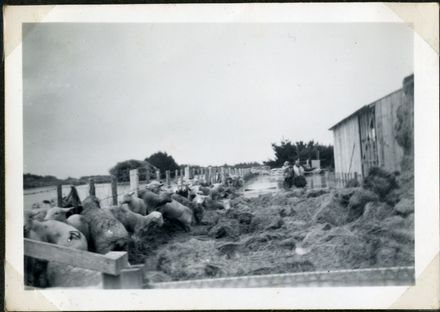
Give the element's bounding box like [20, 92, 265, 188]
[242, 173, 282, 198]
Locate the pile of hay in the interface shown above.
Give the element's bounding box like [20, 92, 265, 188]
[131, 164, 413, 282]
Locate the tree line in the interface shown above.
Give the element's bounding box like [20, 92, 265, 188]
[264, 140, 334, 169]
[25, 140, 334, 187]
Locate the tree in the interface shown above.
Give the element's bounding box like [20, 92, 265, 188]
[264, 139, 334, 169]
[109, 159, 156, 182]
[145, 151, 180, 178]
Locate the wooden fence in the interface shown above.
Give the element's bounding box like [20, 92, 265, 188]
[24, 238, 147, 289]
[305, 171, 361, 190]
[151, 266, 414, 288]
[53, 166, 253, 206]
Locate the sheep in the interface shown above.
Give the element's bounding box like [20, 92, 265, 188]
[25, 210, 88, 250]
[24, 209, 89, 287]
[43, 207, 90, 244]
[172, 193, 204, 224]
[44, 207, 74, 222]
[209, 183, 226, 200]
[120, 191, 147, 215]
[29, 199, 55, 221]
[175, 184, 191, 199]
[81, 196, 130, 254]
[138, 188, 172, 214]
[106, 204, 164, 235]
[193, 193, 227, 211]
[157, 200, 194, 232]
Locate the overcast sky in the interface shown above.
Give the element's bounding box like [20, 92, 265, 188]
[23, 23, 413, 178]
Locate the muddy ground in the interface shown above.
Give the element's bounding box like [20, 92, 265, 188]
[129, 170, 414, 284]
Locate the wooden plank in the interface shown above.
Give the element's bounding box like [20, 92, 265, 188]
[24, 239, 128, 275]
[145, 169, 150, 183]
[185, 166, 190, 181]
[111, 175, 118, 205]
[207, 167, 212, 185]
[151, 266, 414, 289]
[89, 178, 96, 196]
[120, 267, 144, 289]
[102, 273, 121, 289]
[103, 264, 144, 289]
[320, 172, 325, 188]
[129, 169, 139, 197]
[57, 184, 63, 207]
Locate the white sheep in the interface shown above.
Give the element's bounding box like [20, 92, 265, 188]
[43, 207, 90, 244]
[120, 191, 147, 215]
[107, 204, 164, 235]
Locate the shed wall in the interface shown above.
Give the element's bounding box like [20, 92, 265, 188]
[332, 115, 362, 176]
[374, 90, 405, 173]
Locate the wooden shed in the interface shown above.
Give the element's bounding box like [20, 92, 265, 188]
[329, 74, 414, 177]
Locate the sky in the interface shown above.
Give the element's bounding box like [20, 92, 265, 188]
[23, 23, 413, 178]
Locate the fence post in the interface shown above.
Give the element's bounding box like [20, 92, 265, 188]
[129, 169, 139, 197]
[221, 167, 226, 185]
[57, 184, 63, 207]
[156, 170, 161, 181]
[145, 169, 150, 183]
[166, 170, 170, 186]
[111, 176, 118, 205]
[354, 172, 358, 184]
[207, 167, 212, 185]
[323, 171, 329, 188]
[184, 166, 190, 182]
[89, 178, 96, 196]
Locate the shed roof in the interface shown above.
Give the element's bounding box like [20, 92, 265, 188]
[328, 88, 402, 131]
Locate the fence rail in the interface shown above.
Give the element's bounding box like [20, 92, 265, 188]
[24, 238, 145, 289]
[305, 170, 361, 190]
[151, 266, 414, 288]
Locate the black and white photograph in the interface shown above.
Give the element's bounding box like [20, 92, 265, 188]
[4, 3, 439, 310]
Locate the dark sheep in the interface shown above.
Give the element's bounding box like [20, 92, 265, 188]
[138, 188, 172, 213]
[81, 196, 130, 254]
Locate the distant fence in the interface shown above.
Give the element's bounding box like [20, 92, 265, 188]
[23, 166, 254, 209]
[305, 171, 361, 190]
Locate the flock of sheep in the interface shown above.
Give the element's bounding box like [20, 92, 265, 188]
[24, 175, 245, 287]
